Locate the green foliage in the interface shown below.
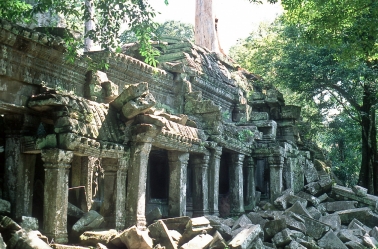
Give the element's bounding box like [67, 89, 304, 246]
[120, 20, 194, 44]
[2, 0, 166, 66]
[237, 129, 255, 142]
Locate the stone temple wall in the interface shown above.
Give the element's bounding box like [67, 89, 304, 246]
[0, 20, 322, 244]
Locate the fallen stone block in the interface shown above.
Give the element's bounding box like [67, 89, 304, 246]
[274, 189, 294, 210]
[0, 215, 22, 233]
[352, 185, 368, 197]
[319, 214, 341, 231]
[222, 217, 235, 227]
[335, 207, 371, 225]
[362, 235, 378, 248]
[180, 234, 213, 249]
[317, 193, 329, 203]
[318, 230, 348, 249]
[296, 236, 321, 249]
[228, 224, 262, 249]
[246, 212, 267, 229]
[119, 225, 153, 249]
[162, 216, 190, 234]
[148, 220, 177, 249]
[285, 201, 313, 219]
[300, 215, 330, 240]
[0, 199, 10, 215]
[304, 160, 319, 184]
[0, 234, 5, 249]
[304, 182, 321, 196]
[68, 202, 85, 218]
[263, 218, 287, 241]
[348, 218, 371, 234]
[369, 226, 378, 241]
[286, 240, 307, 249]
[306, 207, 321, 220]
[180, 217, 212, 245]
[96, 243, 108, 249]
[205, 215, 232, 240]
[19, 216, 38, 231]
[168, 230, 182, 244]
[71, 210, 104, 238]
[111, 82, 149, 110]
[344, 240, 366, 249]
[337, 229, 363, 243]
[146, 207, 163, 224]
[207, 231, 227, 249]
[272, 228, 295, 247]
[231, 214, 252, 231]
[79, 229, 118, 246]
[296, 191, 320, 207]
[7, 230, 52, 249]
[276, 212, 306, 234]
[318, 201, 357, 213]
[332, 185, 378, 209]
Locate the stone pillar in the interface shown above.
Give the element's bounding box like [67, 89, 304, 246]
[244, 156, 256, 211]
[126, 142, 152, 229]
[208, 146, 222, 216]
[268, 156, 284, 202]
[41, 148, 73, 244]
[191, 153, 210, 217]
[101, 157, 128, 229]
[229, 153, 245, 216]
[3, 114, 38, 220]
[80, 156, 97, 212]
[168, 151, 189, 217]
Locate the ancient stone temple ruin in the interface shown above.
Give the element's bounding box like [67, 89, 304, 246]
[1, 19, 378, 249]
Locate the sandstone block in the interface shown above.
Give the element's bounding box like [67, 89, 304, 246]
[369, 226, 378, 241]
[79, 229, 118, 246]
[71, 210, 104, 238]
[286, 240, 307, 249]
[228, 224, 262, 249]
[348, 218, 371, 234]
[336, 208, 371, 225]
[180, 234, 213, 249]
[352, 185, 368, 197]
[319, 214, 341, 231]
[318, 230, 348, 249]
[344, 240, 366, 249]
[68, 202, 85, 218]
[285, 201, 313, 219]
[119, 226, 153, 249]
[162, 216, 190, 234]
[363, 235, 378, 248]
[246, 212, 267, 229]
[296, 191, 320, 207]
[111, 82, 149, 110]
[272, 228, 294, 247]
[51, 244, 89, 249]
[231, 214, 252, 231]
[146, 207, 162, 225]
[263, 219, 286, 241]
[0, 234, 5, 249]
[337, 229, 363, 243]
[0, 199, 10, 215]
[306, 207, 321, 220]
[301, 215, 330, 239]
[318, 201, 357, 213]
[19, 216, 38, 231]
[207, 231, 227, 249]
[148, 220, 177, 249]
[121, 92, 156, 119]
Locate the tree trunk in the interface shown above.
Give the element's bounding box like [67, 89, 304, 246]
[195, 0, 220, 53]
[357, 85, 377, 194]
[84, 0, 95, 52]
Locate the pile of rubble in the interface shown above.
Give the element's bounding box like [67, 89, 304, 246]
[1, 182, 378, 249]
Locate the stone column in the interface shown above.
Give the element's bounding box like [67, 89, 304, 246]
[41, 148, 73, 244]
[126, 142, 152, 229]
[3, 114, 38, 220]
[268, 156, 284, 202]
[208, 146, 222, 216]
[191, 153, 210, 217]
[168, 151, 189, 217]
[229, 153, 245, 216]
[244, 156, 256, 211]
[101, 156, 128, 229]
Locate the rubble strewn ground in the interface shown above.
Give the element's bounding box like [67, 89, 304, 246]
[1, 181, 378, 249]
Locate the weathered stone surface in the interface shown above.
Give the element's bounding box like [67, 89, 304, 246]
[307, 207, 321, 220]
[286, 240, 307, 249]
[304, 160, 319, 184]
[180, 217, 212, 245]
[231, 214, 252, 231]
[228, 225, 262, 249]
[362, 235, 378, 248]
[319, 214, 341, 231]
[352, 185, 368, 197]
[96, 243, 108, 249]
[72, 210, 104, 237]
[369, 226, 378, 241]
[0, 234, 5, 249]
[301, 215, 330, 240]
[7, 230, 52, 249]
[336, 208, 371, 225]
[348, 218, 371, 234]
[121, 92, 156, 119]
[285, 201, 313, 219]
[162, 217, 190, 234]
[79, 229, 118, 246]
[169, 230, 182, 244]
[318, 201, 357, 213]
[246, 212, 267, 229]
[0, 215, 22, 232]
[207, 231, 227, 249]
[19, 216, 38, 231]
[337, 229, 363, 243]
[205, 216, 232, 241]
[111, 82, 149, 110]
[272, 228, 294, 247]
[296, 191, 320, 207]
[148, 220, 177, 249]
[0, 199, 10, 215]
[332, 185, 378, 209]
[318, 230, 348, 249]
[180, 234, 213, 249]
[119, 226, 153, 249]
[276, 212, 306, 234]
[68, 203, 85, 219]
[263, 218, 286, 241]
[344, 240, 366, 249]
[274, 189, 294, 210]
[146, 207, 162, 225]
